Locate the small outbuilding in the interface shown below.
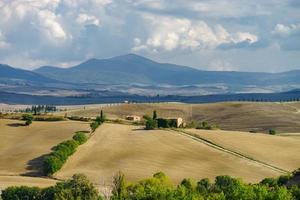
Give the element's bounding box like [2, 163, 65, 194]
[126, 115, 141, 122]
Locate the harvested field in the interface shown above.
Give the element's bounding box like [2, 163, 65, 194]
[56, 123, 280, 184]
[60, 102, 300, 133]
[0, 176, 56, 189]
[0, 119, 90, 176]
[186, 129, 300, 172]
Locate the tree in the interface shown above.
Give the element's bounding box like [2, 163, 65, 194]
[145, 119, 157, 130]
[22, 114, 33, 126]
[112, 172, 127, 200]
[54, 174, 101, 200]
[153, 110, 157, 120]
[1, 186, 41, 200]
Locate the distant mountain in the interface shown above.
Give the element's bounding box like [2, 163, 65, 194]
[0, 64, 57, 84]
[34, 54, 300, 86]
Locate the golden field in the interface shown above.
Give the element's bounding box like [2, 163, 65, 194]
[59, 102, 300, 133]
[0, 119, 90, 176]
[185, 129, 300, 172]
[55, 123, 282, 184]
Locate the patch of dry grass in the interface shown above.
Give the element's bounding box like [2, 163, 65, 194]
[0, 119, 90, 176]
[56, 123, 280, 184]
[186, 129, 300, 171]
[60, 102, 300, 133]
[0, 176, 56, 189]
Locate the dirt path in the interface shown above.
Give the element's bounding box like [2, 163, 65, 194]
[172, 129, 289, 174]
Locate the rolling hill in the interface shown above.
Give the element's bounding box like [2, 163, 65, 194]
[34, 54, 300, 86]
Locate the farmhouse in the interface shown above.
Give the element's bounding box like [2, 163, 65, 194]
[126, 115, 141, 122]
[168, 117, 184, 128]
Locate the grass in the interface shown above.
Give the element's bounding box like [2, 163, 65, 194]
[185, 129, 300, 172]
[0, 176, 56, 189]
[58, 102, 300, 133]
[0, 119, 90, 176]
[55, 123, 280, 185]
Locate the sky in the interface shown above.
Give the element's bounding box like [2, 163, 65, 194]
[0, 0, 299, 72]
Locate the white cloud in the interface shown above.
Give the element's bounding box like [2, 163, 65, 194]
[273, 23, 300, 36]
[0, 31, 9, 48]
[232, 32, 258, 44]
[37, 10, 67, 41]
[133, 15, 258, 52]
[76, 14, 100, 26]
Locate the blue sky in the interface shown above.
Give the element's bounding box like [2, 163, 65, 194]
[0, 0, 299, 72]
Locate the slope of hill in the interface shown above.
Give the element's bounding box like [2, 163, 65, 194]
[55, 123, 280, 184]
[0, 64, 58, 85]
[34, 54, 300, 86]
[63, 101, 300, 133]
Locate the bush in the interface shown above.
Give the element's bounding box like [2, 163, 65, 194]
[22, 114, 33, 126]
[68, 116, 91, 121]
[73, 132, 88, 145]
[145, 119, 157, 130]
[196, 121, 216, 130]
[34, 116, 65, 121]
[43, 136, 82, 175]
[90, 121, 100, 132]
[269, 129, 277, 135]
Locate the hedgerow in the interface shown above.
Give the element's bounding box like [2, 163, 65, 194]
[43, 133, 88, 176]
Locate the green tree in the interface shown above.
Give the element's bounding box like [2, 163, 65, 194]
[54, 174, 101, 200]
[145, 119, 157, 130]
[112, 172, 127, 200]
[22, 114, 33, 126]
[1, 186, 41, 200]
[153, 110, 157, 120]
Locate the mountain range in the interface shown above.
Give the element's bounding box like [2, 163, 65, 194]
[1, 54, 300, 96]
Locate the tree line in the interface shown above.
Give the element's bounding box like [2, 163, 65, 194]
[24, 105, 57, 115]
[1, 169, 300, 200]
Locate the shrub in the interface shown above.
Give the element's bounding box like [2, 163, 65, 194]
[196, 121, 217, 130]
[43, 138, 81, 175]
[34, 116, 64, 121]
[73, 132, 88, 145]
[145, 119, 157, 130]
[90, 121, 100, 132]
[22, 114, 33, 126]
[68, 116, 91, 122]
[269, 129, 277, 135]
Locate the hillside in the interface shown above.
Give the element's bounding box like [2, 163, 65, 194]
[0, 64, 58, 85]
[0, 119, 90, 176]
[34, 54, 300, 86]
[61, 102, 300, 133]
[55, 123, 280, 184]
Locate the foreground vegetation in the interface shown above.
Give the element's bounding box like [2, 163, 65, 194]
[2, 170, 300, 200]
